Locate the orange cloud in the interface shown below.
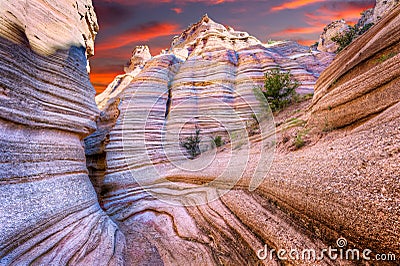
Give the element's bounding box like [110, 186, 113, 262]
[171, 7, 183, 14]
[90, 72, 123, 94]
[109, 0, 234, 5]
[297, 39, 317, 46]
[271, 25, 324, 37]
[306, 4, 374, 25]
[270, 0, 327, 12]
[271, 1, 375, 39]
[96, 22, 181, 51]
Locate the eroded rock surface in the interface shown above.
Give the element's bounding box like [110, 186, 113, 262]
[1, 2, 398, 265]
[318, 0, 400, 53]
[373, 0, 400, 21]
[317, 20, 351, 53]
[86, 15, 341, 265]
[0, 1, 124, 265]
[310, 4, 400, 130]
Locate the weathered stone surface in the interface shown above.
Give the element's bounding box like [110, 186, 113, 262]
[318, 0, 400, 54]
[2, 2, 397, 264]
[310, 4, 400, 130]
[0, 0, 98, 74]
[317, 20, 351, 53]
[357, 8, 374, 29]
[305, 8, 400, 257]
[123, 45, 152, 74]
[373, 0, 399, 21]
[86, 15, 337, 265]
[0, 1, 124, 264]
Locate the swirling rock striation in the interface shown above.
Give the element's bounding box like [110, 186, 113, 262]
[0, 1, 124, 265]
[86, 15, 337, 265]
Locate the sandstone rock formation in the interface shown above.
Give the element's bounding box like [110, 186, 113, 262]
[305, 6, 400, 257]
[0, 1, 124, 264]
[373, 0, 399, 21]
[317, 20, 351, 53]
[1, 2, 399, 265]
[88, 12, 399, 265]
[85, 16, 343, 265]
[318, 0, 400, 53]
[356, 8, 374, 29]
[123, 45, 152, 75]
[310, 4, 400, 130]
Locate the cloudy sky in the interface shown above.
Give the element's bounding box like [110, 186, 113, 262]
[90, 0, 375, 93]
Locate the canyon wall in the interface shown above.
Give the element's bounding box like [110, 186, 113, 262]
[318, 0, 399, 53]
[1, 1, 398, 265]
[89, 11, 399, 266]
[0, 1, 124, 264]
[317, 20, 350, 53]
[310, 4, 400, 130]
[86, 15, 344, 265]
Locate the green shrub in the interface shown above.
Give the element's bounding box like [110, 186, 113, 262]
[261, 68, 300, 112]
[376, 52, 397, 63]
[358, 23, 374, 35]
[181, 127, 201, 159]
[213, 135, 223, 148]
[331, 27, 357, 53]
[294, 129, 309, 149]
[331, 23, 374, 53]
[247, 113, 260, 136]
[294, 134, 305, 149]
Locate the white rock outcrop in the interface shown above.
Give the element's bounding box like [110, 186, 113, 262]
[317, 20, 351, 53]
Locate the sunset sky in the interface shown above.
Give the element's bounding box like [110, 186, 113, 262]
[90, 0, 375, 93]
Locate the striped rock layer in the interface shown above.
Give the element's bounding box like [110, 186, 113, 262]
[302, 5, 400, 258]
[310, 4, 400, 130]
[0, 1, 124, 265]
[86, 15, 338, 265]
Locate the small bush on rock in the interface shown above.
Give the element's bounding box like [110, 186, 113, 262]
[181, 127, 201, 159]
[213, 135, 223, 148]
[262, 68, 300, 112]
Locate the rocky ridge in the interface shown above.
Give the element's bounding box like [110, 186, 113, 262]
[0, 1, 124, 265]
[318, 0, 399, 53]
[0, 2, 398, 265]
[88, 10, 399, 266]
[317, 19, 350, 53]
[85, 16, 351, 265]
[310, 4, 400, 130]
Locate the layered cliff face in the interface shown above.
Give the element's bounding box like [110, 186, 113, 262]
[0, 1, 124, 264]
[85, 16, 341, 265]
[310, 4, 400, 130]
[304, 4, 400, 256]
[88, 12, 399, 265]
[2, 2, 398, 264]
